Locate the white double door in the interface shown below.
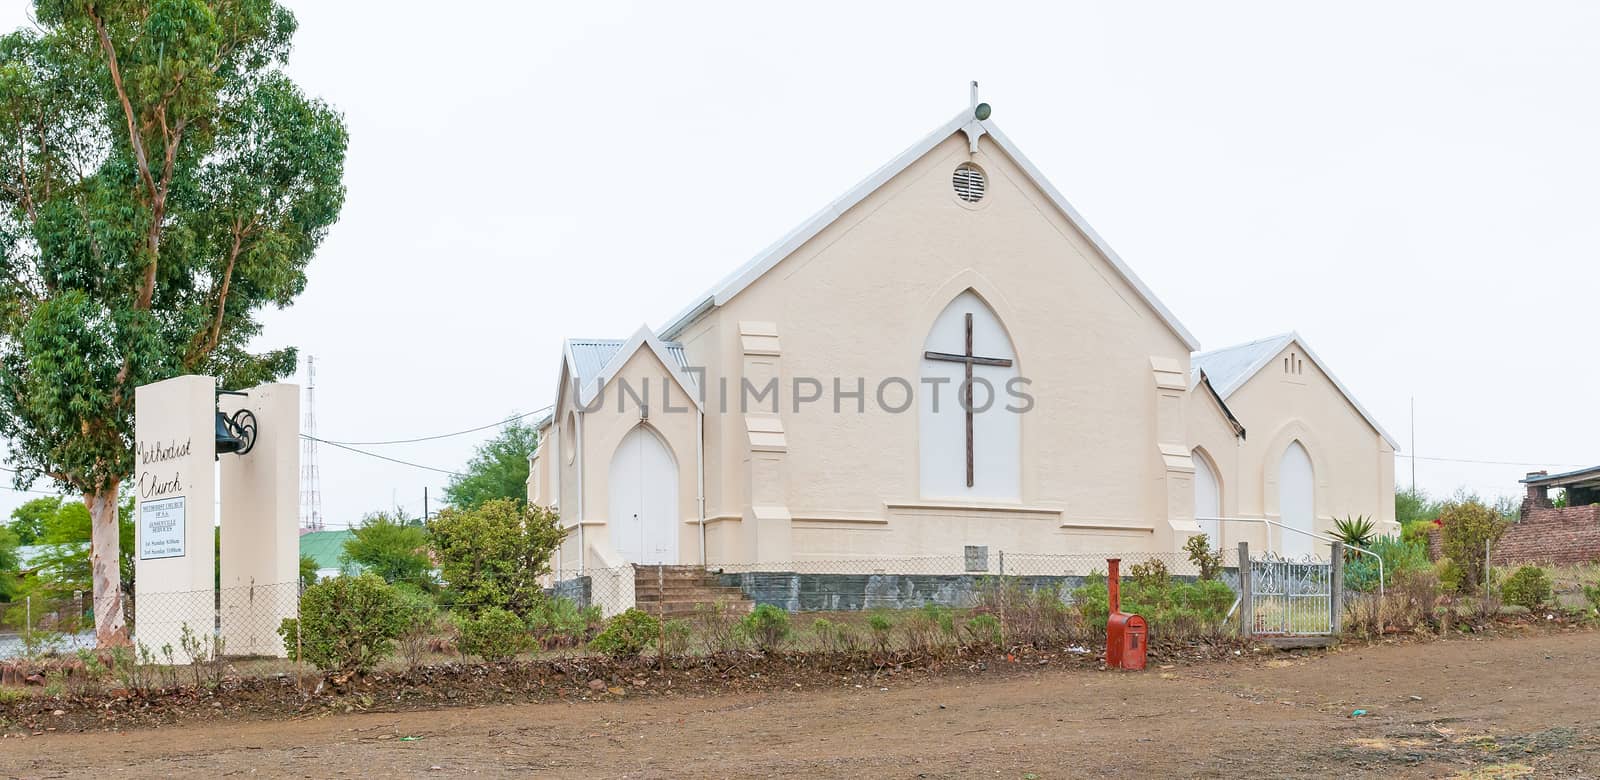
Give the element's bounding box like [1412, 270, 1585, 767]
[608, 426, 679, 565]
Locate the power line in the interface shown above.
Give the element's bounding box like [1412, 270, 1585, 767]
[299, 434, 462, 476]
[316, 406, 552, 446]
[1396, 454, 1590, 469]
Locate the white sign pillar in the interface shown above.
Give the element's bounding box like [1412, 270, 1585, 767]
[133, 375, 218, 655]
[219, 384, 300, 656]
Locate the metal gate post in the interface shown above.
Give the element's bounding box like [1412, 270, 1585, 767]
[1237, 541, 1251, 638]
[1330, 541, 1344, 635]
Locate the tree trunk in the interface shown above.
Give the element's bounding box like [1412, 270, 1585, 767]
[86, 484, 128, 647]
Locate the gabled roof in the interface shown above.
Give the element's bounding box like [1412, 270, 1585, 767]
[563, 326, 701, 412]
[656, 106, 1200, 351]
[1192, 332, 1399, 449]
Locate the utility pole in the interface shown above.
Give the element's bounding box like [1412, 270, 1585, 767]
[1410, 395, 1416, 491]
[423, 486, 429, 523]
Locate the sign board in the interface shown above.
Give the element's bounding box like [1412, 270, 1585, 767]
[140, 496, 187, 560]
[964, 544, 989, 573]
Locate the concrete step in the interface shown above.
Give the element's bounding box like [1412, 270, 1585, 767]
[638, 599, 755, 619]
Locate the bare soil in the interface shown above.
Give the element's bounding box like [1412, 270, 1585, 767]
[5, 628, 1600, 778]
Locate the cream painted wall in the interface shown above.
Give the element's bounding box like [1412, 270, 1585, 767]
[674, 132, 1193, 562]
[1212, 340, 1398, 555]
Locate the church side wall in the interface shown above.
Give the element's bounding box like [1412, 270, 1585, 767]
[1185, 390, 1268, 553]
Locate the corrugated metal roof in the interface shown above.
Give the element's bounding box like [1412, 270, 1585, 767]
[1190, 333, 1295, 399]
[565, 339, 691, 389]
[298, 529, 355, 572]
[1522, 465, 1600, 488]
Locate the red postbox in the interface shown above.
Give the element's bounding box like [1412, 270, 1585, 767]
[1104, 558, 1148, 671]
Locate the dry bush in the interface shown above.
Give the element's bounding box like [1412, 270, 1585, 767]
[971, 579, 1086, 647]
[1343, 569, 1443, 639]
[693, 599, 745, 654]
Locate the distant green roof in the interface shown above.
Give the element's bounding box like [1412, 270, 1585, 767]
[299, 530, 355, 571]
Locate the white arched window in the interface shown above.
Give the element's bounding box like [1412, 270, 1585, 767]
[1192, 449, 1221, 548]
[919, 291, 1020, 500]
[1278, 441, 1315, 559]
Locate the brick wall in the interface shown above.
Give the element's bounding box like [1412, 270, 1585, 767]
[1430, 504, 1600, 566]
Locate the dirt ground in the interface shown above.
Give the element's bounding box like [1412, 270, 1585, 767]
[4, 630, 1599, 779]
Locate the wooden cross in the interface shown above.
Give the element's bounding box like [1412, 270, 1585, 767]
[923, 312, 1014, 487]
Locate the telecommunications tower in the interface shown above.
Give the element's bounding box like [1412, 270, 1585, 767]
[299, 355, 324, 531]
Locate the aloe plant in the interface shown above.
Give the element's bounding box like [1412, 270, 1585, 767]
[1333, 515, 1377, 552]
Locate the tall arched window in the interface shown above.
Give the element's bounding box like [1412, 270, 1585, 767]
[1278, 441, 1315, 559]
[919, 291, 1020, 500]
[1192, 448, 1221, 548]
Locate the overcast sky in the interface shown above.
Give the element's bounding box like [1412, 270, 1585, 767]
[5, 1, 1600, 526]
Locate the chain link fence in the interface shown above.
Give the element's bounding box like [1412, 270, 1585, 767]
[552, 549, 1244, 617]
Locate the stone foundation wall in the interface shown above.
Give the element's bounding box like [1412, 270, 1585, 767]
[716, 570, 1240, 612]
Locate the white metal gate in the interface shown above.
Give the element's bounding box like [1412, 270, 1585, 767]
[1250, 555, 1332, 635]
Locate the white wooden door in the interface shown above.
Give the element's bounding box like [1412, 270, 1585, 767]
[1278, 441, 1316, 560]
[608, 426, 679, 565]
[1192, 451, 1221, 549]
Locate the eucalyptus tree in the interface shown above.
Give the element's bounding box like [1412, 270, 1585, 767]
[0, 1, 347, 645]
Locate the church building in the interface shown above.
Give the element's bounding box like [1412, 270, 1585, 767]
[528, 93, 1398, 574]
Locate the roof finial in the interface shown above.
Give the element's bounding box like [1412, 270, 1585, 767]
[963, 81, 991, 153]
[970, 80, 979, 111]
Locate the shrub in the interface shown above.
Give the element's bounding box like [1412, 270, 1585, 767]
[589, 609, 661, 658]
[867, 612, 895, 653]
[662, 619, 692, 656]
[1400, 519, 1436, 547]
[972, 579, 1077, 646]
[528, 597, 592, 649]
[1437, 500, 1510, 594]
[1583, 583, 1600, 617]
[427, 499, 564, 617]
[1435, 557, 1464, 594]
[738, 604, 792, 652]
[963, 613, 1003, 646]
[811, 618, 854, 654]
[1344, 536, 1431, 593]
[1500, 566, 1552, 611]
[902, 604, 957, 653]
[458, 607, 532, 663]
[1128, 559, 1171, 590]
[693, 599, 745, 654]
[1183, 535, 1224, 581]
[393, 584, 440, 668]
[280, 573, 411, 674]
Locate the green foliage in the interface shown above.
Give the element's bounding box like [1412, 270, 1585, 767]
[867, 612, 894, 652]
[25, 494, 134, 599]
[1127, 559, 1171, 590]
[457, 607, 531, 663]
[1073, 576, 1234, 637]
[1183, 535, 1224, 581]
[427, 499, 563, 616]
[738, 603, 792, 652]
[444, 419, 539, 511]
[1434, 557, 1464, 594]
[1394, 487, 1442, 526]
[588, 608, 661, 658]
[342, 510, 430, 586]
[810, 617, 860, 654]
[527, 596, 597, 649]
[1500, 566, 1552, 611]
[1400, 519, 1437, 547]
[902, 603, 957, 653]
[6, 495, 64, 545]
[1343, 536, 1431, 593]
[279, 574, 409, 674]
[1437, 500, 1510, 594]
[1333, 515, 1376, 551]
[0, 525, 19, 600]
[1583, 583, 1600, 617]
[963, 613, 1003, 646]
[298, 554, 319, 589]
[0, 2, 347, 643]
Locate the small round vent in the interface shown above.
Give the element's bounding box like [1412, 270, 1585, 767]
[953, 163, 986, 203]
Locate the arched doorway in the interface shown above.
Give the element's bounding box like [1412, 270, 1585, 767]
[1192, 449, 1221, 549]
[1278, 441, 1315, 559]
[608, 425, 679, 564]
